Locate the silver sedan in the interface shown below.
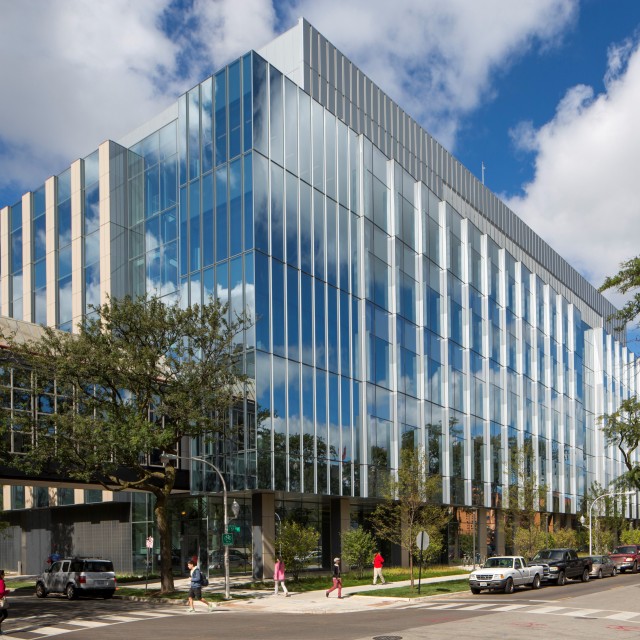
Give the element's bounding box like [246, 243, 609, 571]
[589, 555, 617, 579]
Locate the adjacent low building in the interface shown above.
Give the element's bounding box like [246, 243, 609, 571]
[1, 18, 638, 576]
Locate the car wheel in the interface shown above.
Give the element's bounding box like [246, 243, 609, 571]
[598, 569, 603, 579]
[634, 562, 638, 574]
[35, 582, 47, 598]
[65, 584, 77, 600]
[581, 568, 589, 582]
[504, 578, 514, 594]
[556, 571, 566, 586]
[470, 587, 481, 595]
[531, 574, 541, 590]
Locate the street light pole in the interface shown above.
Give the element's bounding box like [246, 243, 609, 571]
[588, 490, 635, 556]
[161, 452, 238, 600]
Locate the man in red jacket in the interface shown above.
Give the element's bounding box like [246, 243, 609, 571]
[373, 551, 386, 585]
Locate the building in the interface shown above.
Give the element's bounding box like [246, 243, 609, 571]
[1, 18, 639, 576]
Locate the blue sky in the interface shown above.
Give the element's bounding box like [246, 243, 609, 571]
[1, 0, 640, 348]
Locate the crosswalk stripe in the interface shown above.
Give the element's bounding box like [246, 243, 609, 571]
[428, 603, 465, 609]
[527, 606, 568, 614]
[487, 604, 529, 611]
[568, 609, 602, 617]
[462, 603, 497, 610]
[28, 626, 70, 636]
[606, 612, 640, 621]
[64, 620, 110, 627]
[101, 615, 146, 622]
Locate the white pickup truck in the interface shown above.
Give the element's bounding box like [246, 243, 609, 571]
[469, 556, 546, 594]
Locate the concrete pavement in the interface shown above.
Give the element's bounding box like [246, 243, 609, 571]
[128, 572, 469, 614]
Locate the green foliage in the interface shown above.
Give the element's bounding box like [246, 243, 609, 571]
[276, 521, 320, 581]
[599, 256, 640, 331]
[504, 442, 548, 555]
[341, 527, 377, 578]
[620, 529, 640, 545]
[370, 446, 449, 586]
[600, 397, 640, 490]
[549, 528, 578, 550]
[1, 295, 248, 593]
[514, 528, 550, 560]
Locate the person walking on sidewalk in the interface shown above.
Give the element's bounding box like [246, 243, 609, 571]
[373, 551, 386, 585]
[0, 569, 10, 636]
[325, 557, 342, 599]
[273, 557, 290, 596]
[186, 558, 215, 613]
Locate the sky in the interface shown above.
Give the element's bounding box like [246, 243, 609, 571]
[1, 0, 640, 347]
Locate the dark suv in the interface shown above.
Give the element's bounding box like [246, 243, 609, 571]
[36, 558, 116, 599]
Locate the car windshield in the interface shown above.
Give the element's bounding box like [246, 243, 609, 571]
[483, 557, 514, 569]
[613, 546, 637, 555]
[533, 550, 564, 560]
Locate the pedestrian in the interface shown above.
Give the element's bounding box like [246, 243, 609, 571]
[373, 551, 386, 584]
[273, 557, 290, 596]
[0, 569, 9, 636]
[47, 548, 61, 565]
[186, 558, 215, 613]
[325, 557, 342, 599]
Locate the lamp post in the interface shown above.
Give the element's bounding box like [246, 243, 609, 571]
[160, 452, 240, 600]
[274, 510, 282, 557]
[587, 490, 635, 556]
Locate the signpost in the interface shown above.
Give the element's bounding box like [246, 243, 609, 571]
[416, 531, 430, 594]
[222, 533, 234, 546]
[145, 536, 154, 591]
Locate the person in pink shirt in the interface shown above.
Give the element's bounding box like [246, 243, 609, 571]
[0, 569, 10, 635]
[273, 557, 290, 596]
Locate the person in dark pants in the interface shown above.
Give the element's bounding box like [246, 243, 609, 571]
[0, 569, 10, 636]
[186, 559, 215, 612]
[325, 557, 342, 598]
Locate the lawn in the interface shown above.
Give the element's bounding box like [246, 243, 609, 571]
[352, 579, 470, 598]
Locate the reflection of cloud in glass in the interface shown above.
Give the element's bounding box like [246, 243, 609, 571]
[58, 278, 73, 325]
[85, 233, 100, 266]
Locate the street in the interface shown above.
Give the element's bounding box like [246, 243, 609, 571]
[4, 572, 640, 639]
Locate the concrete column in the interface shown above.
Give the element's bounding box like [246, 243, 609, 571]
[251, 492, 275, 580]
[330, 497, 351, 561]
[477, 507, 488, 559]
[495, 511, 505, 555]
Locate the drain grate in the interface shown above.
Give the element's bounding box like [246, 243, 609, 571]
[372, 637, 403, 640]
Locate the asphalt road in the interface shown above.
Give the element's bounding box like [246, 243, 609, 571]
[5, 572, 640, 640]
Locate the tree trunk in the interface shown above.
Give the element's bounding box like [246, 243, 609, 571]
[155, 491, 175, 593]
[409, 554, 414, 588]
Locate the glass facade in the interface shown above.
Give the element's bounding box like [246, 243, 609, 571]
[1, 20, 639, 570]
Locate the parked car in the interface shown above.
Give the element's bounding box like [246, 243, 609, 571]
[469, 556, 546, 594]
[589, 555, 617, 579]
[208, 549, 250, 570]
[530, 549, 592, 585]
[609, 545, 640, 573]
[36, 558, 116, 600]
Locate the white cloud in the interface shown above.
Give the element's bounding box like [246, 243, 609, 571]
[506, 34, 640, 298]
[0, 0, 278, 203]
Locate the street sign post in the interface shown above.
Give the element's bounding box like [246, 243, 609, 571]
[222, 533, 234, 546]
[416, 531, 430, 594]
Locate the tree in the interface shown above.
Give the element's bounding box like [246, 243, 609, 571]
[599, 256, 640, 331]
[503, 442, 548, 558]
[341, 527, 377, 579]
[600, 397, 640, 490]
[275, 521, 320, 580]
[0, 295, 248, 593]
[370, 447, 449, 587]
[549, 528, 578, 550]
[620, 529, 640, 545]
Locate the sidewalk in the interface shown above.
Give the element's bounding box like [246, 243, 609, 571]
[129, 572, 470, 614]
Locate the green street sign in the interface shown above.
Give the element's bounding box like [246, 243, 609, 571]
[227, 524, 240, 533]
[222, 533, 234, 545]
